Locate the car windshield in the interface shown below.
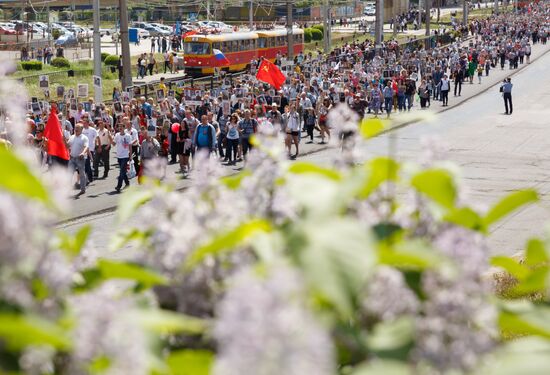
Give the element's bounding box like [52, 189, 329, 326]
[183, 42, 210, 55]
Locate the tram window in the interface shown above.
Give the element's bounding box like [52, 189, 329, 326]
[212, 42, 220, 50]
[183, 42, 211, 55]
[259, 38, 265, 48]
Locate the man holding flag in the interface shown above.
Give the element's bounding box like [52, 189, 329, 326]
[43, 103, 70, 167]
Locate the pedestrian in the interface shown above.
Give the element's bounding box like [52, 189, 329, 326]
[477, 64, 484, 84]
[283, 104, 300, 159]
[139, 126, 160, 174]
[193, 115, 217, 156]
[112, 121, 132, 193]
[238, 109, 258, 162]
[67, 123, 89, 195]
[93, 119, 112, 179]
[81, 114, 97, 184]
[225, 114, 240, 165]
[440, 74, 450, 107]
[500, 78, 513, 115]
[383, 81, 394, 117]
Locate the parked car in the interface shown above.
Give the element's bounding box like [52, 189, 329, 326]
[143, 25, 169, 37]
[135, 28, 150, 39]
[364, 7, 376, 16]
[0, 26, 18, 35]
[149, 23, 173, 34]
[55, 33, 78, 47]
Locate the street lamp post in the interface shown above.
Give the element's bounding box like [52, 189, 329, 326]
[287, 0, 293, 60]
[425, 0, 431, 50]
[463, 0, 468, 26]
[93, 0, 102, 102]
[375, 0, 384, 55]
[323, 0, 331, 54]
[119, 0, 132, 90]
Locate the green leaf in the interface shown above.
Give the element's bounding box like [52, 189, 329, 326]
[57, 225, 91, 259]
[491, 256, 530, 281]
[97, 259, 168, 288]
[0, 313, 71, 351]
[411, 169, 456, 209]
[499, 304, 550, 339]
[116, 188, 154, 224]
[129, 310, 207, 335]
[360, 118, 385, 139]
[378, 240, 441, 270]
[525, 239, 549, 267]
[484, 190, 539, 228]
[474, 337, 550, 375]
[166, 350, 214, 375]
[367, 317, 414, 352]
[0, 147, 51, 204]
[220, 170, 252, 189]
[444, 207, 484, 231]
[352, 360, 413, 375]
[295, 218, 376, 318]
[109, 228, 152, 252]
[359, 157, 400, 198]
[185, 219, 272, 270]
[288, 161, 342, 181]
[511, 267, 549, 296]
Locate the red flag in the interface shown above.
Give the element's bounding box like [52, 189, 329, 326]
[256, 59, 286, 90]
[43, 106, 69, 161]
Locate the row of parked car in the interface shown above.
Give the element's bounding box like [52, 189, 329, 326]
[0, 19, 235, 46]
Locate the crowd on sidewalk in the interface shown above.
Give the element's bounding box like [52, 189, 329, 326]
[4, 2, 547, 196]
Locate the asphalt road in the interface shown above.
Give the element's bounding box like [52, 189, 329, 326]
[61, 44, 550, 256]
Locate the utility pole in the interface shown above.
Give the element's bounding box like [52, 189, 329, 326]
[323, 0, 331, 54]
[375, 0, 383, 55]
[249, 1, 253, 30]
[47, 5, 51, 47]
[119, 0, 132, 90]
[93, 0, 102, 102]
[207, 0, 210, 21]
[287, 0, 294, 59]
[495, 0, 499, 15]
[425, 0, 431, 49]
[463, 0, 468, 26]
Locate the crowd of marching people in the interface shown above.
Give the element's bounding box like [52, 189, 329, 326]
[8, 2, 549, 196]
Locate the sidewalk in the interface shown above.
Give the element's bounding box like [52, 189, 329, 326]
[61, 38, 550, 223]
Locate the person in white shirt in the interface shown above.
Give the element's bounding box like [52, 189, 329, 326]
[94, 119, 112, 178]
[81, 114, 98, 182]
[284, 104, 301, 159]
[68, 123, 89, 195]
[112, 119, 133, 193]
[439, 74, 450, 107]
[124, 119, 140, 173]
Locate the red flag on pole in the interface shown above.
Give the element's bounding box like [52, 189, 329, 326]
[43, 106, 70, 161]
[256, 58, 286, 90]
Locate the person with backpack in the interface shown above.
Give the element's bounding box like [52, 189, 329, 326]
[193, 115, 217, 156]
[238, 109, 258, 161]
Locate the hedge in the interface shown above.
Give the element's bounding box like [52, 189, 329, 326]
[304, 28, 312, 43]
[101, 52, 110, 62]
[312, 24, 324, 34]
[104, 55, 120, 66]
[51, 57, 71, 68]
[310, 28, 323, 41]
[21, 61, 43, 71]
